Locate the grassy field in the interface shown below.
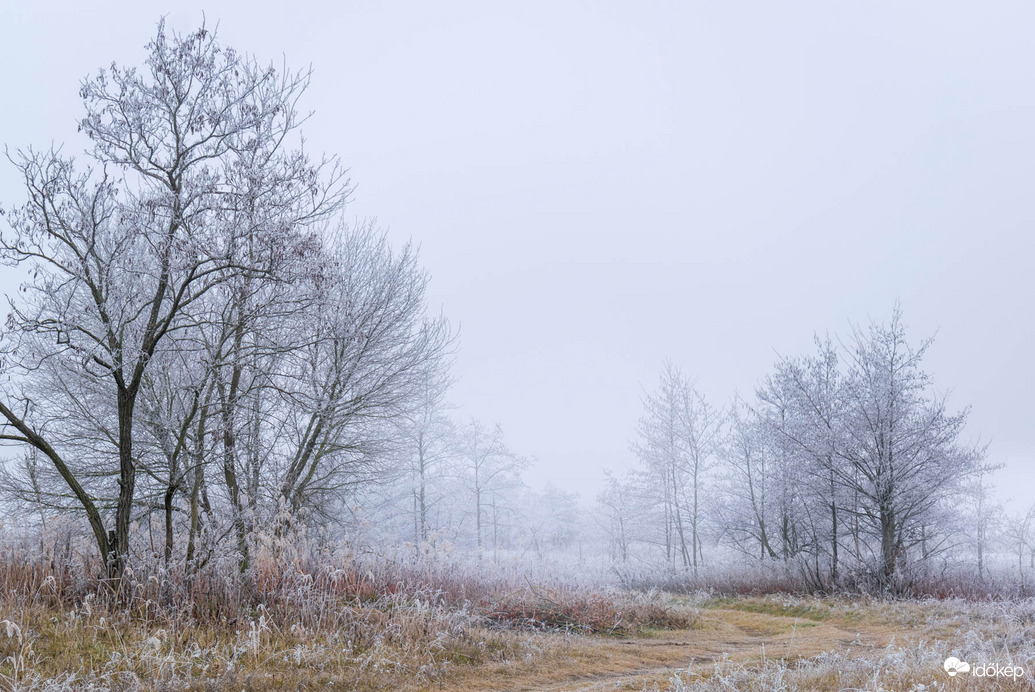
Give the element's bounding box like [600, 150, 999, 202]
[3, 576, 1035, 691]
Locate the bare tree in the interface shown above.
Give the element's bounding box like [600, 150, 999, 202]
[1005, 504, 1035, 590]
[395, 368, 455, 557]
[457, 419, 526, 559]
[966, 465, 1004, 582]
[716, 400, 780, 561]
[756, 338, 848, 586]
[274, 225, 453, 517]
[708, 308, 988, 591]
[635, 363, 719, 574]
[0, 21, 347, 576]
[596, 471, 634, 563]
[838, 308, 984, 587]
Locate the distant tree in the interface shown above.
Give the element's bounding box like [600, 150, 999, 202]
[456, 419, 526, 559]
[756, 338, 847, 586]
[523, 483, 580, 559]
[966, 465, 1004, 582]
[395, 367, 455, 557]
[635, 363, 720, 574]
[596, 471, 634, 563]
[716, 400, 781, 561]
[1005, 504, 1035, 589]
[709, 307, 987, 591]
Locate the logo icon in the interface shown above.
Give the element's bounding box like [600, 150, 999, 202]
[944, 657, 971, 676]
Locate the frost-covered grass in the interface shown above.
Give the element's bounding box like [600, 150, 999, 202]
[3, 529, 1035, 690]
[1, 590, 523, 691]
[659, 640, 1033, 691]
[651, 595, 1035, 691]
[0, 536, 691, 690]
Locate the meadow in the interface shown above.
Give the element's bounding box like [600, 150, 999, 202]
[2, 533, 1033, 692]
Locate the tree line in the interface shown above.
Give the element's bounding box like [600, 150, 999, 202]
[599, 307, 1035, 592]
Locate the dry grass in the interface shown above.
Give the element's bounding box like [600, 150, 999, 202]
[648, 595, 1035, 691]
[6, 581, 1035, 690]
[0, 537, 694, 691]
[1, 591, 534, 691]
[2, 531, 1034, 690]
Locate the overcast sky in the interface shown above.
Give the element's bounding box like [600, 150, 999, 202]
[2, 2, 1032, 507]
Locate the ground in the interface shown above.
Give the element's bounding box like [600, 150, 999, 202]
[438, 596, 1033, 691]
[461, 605, 896, 691]
[3, 591, 1034, 690]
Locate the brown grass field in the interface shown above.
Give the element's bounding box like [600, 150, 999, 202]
[3, 577, 1034, 691]
[1, 537, 1032, 691]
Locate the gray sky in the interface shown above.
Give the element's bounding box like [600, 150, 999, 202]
[2, 2, 1032, 506]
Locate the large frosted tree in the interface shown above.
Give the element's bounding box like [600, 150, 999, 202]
[838, 308, 983, 586]
[0, 22, 348, 576]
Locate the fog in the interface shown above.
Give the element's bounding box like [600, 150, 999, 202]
[2, 0, 1032, 508]
[3, 7, 1035, 689]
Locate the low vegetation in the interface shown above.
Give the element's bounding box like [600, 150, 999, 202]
[2, 535, 1035, 691]
[656, 595, 1035, 691]
[0, 537, 696, 691]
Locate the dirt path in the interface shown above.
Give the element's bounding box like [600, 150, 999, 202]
[444, 605, 911, 692]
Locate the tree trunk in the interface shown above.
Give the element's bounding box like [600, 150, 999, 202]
[186, 397, 210, 572]
[475, 480, 482, 559]
[418, 439, 427, 544]
[164, 482, 176, 565]
[112, 386, 138, 580]
[830, 499, 838, 582]
[491, 497, 499, 563]
[692, 466, 700, 577]
[879, 503, 897, 587]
